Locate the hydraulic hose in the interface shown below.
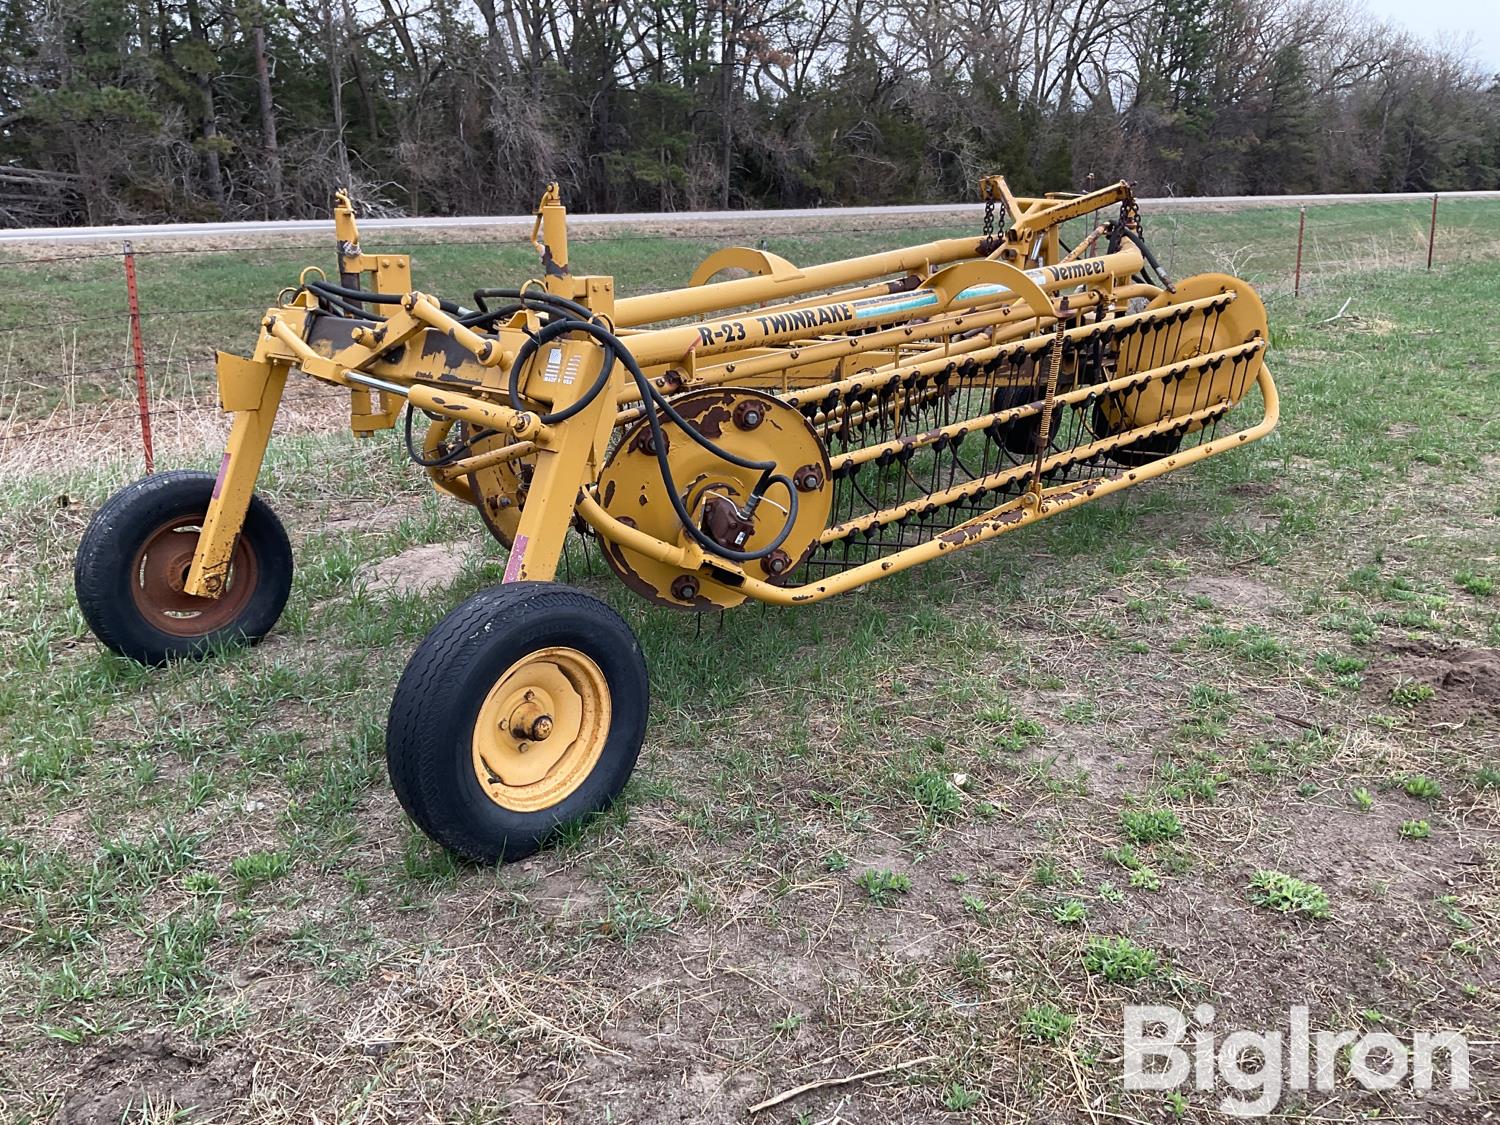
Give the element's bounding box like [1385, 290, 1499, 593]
[364, 282, 799, 564]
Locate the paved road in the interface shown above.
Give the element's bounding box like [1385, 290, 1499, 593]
[4, 190, 1498, 245]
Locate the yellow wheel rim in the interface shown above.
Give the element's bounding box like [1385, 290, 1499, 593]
[471, 647, 611, 812]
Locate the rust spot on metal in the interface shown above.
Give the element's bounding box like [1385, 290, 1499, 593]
[671, 391, 736, 440]
[540, 245, 569, 279]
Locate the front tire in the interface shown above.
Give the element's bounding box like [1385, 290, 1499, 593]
[74, 470, 293, 665]
[386, 582, 649, 864]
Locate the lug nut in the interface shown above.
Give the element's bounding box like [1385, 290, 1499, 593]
[760, 549, 792, 577]
[733, 400, 765, 430]
[793, 463, 824, 492]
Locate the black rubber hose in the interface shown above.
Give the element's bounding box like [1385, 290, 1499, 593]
[472, 286, 594, 321]
[501, 307, 800, 562]
[306, 289, 382, 319]
[1110, 227, 1173, 291]
[307, 280, 404, 304]
[402, 404, 494, 468]
[459, 303, 524, 329]
[307, 280, 463, 316]
[347, 275, 798, 564]
[602, 323, 800, 563]
[505, 316, 619, 426]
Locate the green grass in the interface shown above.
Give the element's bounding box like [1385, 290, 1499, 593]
[5, 197, 1498, 419]
[0, 205, 1497, 1119]
[1401, 775, 1442, 802]
[1082, 936, 1161, 983]
[856, 868, 913, 905]
[1019, 1003, 1076, 1044]
[1248, 870, 1331, 919]
[941, 1082, 983, 1111]
[1120, 807, 1184, 845]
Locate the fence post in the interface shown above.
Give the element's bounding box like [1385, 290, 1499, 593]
[1426, 194, 1438, 271]
[1293, 206, 1306, 298]
[123, 240, 154, 474]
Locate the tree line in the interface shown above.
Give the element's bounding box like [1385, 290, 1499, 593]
[1, 0, 1497, 227]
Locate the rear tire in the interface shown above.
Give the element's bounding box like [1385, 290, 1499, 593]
[385, 582, 649, 864]
[1091, 400, 1184, 467]
[989, 384, 1061, 456]
[74, 471, 293, 665]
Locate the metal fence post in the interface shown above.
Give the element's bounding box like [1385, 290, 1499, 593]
[123, 240, 154, 473]
[1426, 194, 1438, 271]
[1293, 206, 1306, 298]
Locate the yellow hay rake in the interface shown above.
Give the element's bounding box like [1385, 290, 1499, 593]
[74, 177, 1279, 862]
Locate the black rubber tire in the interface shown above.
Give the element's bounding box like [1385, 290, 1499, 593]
[1091, 400, 1184, 468]
[989, 384, 1061, 456]
[74, 470, 294, 666]
[386, 582, 649, 864]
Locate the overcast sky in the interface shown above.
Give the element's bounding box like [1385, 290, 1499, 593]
[1360, 0, 1500, 71]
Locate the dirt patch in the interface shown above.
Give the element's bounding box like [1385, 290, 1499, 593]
[357, 542, 472, 596]
[1374, 641, 1500, 719]
[1178, 574, 1287, 613]
[315, 500, 413, 536]
[1227, 480, 1280, 498]
[59, 1036, 250, 1124]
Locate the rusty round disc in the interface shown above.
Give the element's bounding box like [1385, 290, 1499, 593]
[596, 388, 832, 610]
[464, 428, 531, 548]
[129, 515, 258, 637]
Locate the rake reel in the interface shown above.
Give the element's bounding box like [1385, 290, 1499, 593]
[74, 176, 1279, 862]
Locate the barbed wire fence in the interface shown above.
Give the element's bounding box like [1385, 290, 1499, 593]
[0, 193, 1493, 477]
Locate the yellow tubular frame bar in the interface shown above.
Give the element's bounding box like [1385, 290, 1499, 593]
[611, 235, 988, 327]
[616, 248, 1143, 370]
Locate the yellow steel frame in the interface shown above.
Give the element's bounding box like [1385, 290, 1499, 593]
[182, 175, 1278, 609]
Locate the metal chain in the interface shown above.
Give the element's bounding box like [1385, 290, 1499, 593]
[1119, 186, 1142, 236]
[980, 185, 1009, 252]
[1113, 184, 1176, 292]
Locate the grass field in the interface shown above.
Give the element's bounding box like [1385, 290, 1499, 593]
[0, 203, 1497, 1122]
[2, 196, 1498, 422]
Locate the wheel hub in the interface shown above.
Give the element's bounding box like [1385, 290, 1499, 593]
[506, 691, 556, 745]
[471, 647, 611, 811]
[130, 516, 256, 637]
[596, 388, 833, 610]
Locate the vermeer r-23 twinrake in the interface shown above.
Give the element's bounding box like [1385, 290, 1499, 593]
[74, 177, 1279, 862]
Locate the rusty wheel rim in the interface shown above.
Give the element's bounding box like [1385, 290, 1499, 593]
[129, 516, 258, 638]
